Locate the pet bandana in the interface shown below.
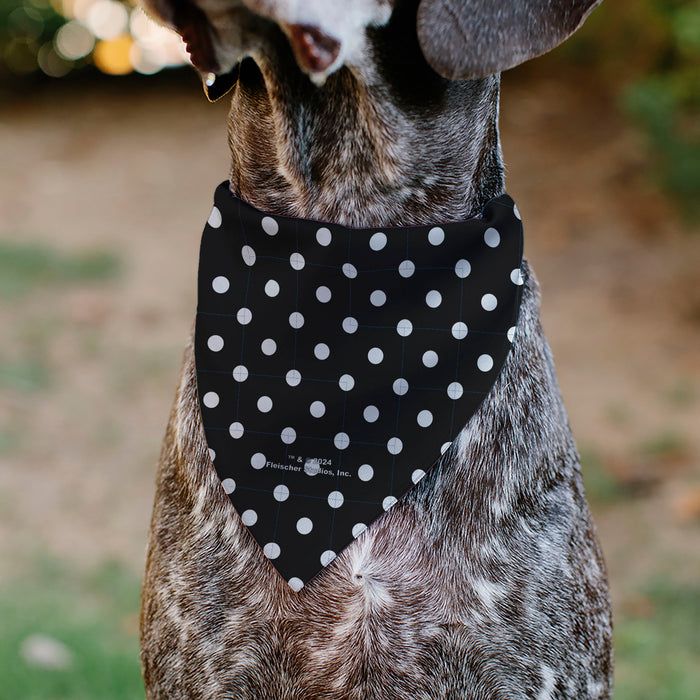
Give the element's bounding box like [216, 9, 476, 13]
[195, 182, 524, 590]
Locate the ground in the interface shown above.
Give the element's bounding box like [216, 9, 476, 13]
[0, 65, 698, 697]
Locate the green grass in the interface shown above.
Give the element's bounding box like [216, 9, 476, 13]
[580, 448, 628, 504]
[614, 579, 700, 700]
[0, 558, 144, 700]
[639, 430, 689, 460]
[0, 240, 120, 299]
[0, 357, 50, 392]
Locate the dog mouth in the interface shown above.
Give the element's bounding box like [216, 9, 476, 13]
[201, 19, 342, 99]
[285, 23, 341, 75]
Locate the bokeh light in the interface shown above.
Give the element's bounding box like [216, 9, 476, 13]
[92, 33, 132, 74]
[85, 0, 128, 40]
[1, 0, 190, 79]
[55, 21, 94, 60]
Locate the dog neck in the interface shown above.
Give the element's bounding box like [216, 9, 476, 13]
[224, 10, 504, 228]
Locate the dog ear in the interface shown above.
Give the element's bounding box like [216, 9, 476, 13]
[416, 0, 603, 80]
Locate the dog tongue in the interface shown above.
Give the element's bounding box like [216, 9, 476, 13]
[287, 24, 341, 74]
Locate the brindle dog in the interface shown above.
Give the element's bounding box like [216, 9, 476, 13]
[138, 1, 613, 697]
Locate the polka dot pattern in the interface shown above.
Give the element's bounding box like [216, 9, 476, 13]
[208, 207, 222, 228]
[212, 275, 229, 293]
[196, 182, 523, 588]
[316, 227, 332, 246]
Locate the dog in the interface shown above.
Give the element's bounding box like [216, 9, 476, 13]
[138, 1, 614, 697]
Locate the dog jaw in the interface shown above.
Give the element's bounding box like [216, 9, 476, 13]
[139, 0, 393, 84]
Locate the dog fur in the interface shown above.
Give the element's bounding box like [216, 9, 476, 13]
[138, 1, 614, 697]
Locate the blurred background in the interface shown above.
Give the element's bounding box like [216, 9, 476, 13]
[0, 0, 698, 697]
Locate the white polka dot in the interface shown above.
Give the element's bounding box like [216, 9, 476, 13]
[342, 316, 358, 334]
[237, 307, 252, 325]
[241, 509, 257, 526]
[398, 259, 415, 278]
[208, 448, 216, 461]
[451, 321, 469, 340]
[428, 227, 445, 245]
[316, 285, 332, 303]
[221, 478, 235, 494]
[316, 227, 332, 246]
[484, 227, 501, 247]
[352, 523, 367, 538]
[393, 378, 409, 396]
[328, 490, 344, 508]
[396, 319, 413, 337]
[288, 577, 304, 591]
[261, 216, 278, 235]
[447, 382, 463, 400]
[241, 245, 256, 266]
[320, 550, 336, 566]
[511, 268, 523, 285]
[422, 350, 438, 368]
[481, 293, 497, 311]
[441, 441, 452, 454]
[342, 263, 357, 279]
[281, 427, 296, 444]
[417, 410, 433, 427]
[251, 452, 266, 469]
[257, 395, 273, 413]
[507, 326, 516, 343]
[367, 347, 384, 364]
[264, 279, 280, 297]
[208, 207, 222, 228]
[426, 290, 442, 308]
[289, 311, 304, 329]
[203, 391, 219, 408]
[273, 484, 290, 502]
[286, 369, 302, 386]
[207, 334, 224, 351]
[296, 517, 313, 534]
[212, 276, 229, 293]
[513, 204, 521, 220]
[290, 252, 305, 270]
[304, 459, 320, 476]
[363, 405, 379, 423]
[334, 432, 350, 450]
[387, 437, 403, 455]
[310, 400, 326, 418]
[314, 343, 330, 360]
[411, 469, 426, 483]
[370, 290, 386, 307]
[232, 365, 248, 382]
[264, 542, 281, 559]
[261, 338, 277, 356]
[477, 354, 494, 372]
[383, 495, 397, 510]
[339, 374, 355, 391]
[369, 231, 387, 251]
[455, 259, 471, 278]
[358, 464, 374, 481]
[229, 422, 244, 439]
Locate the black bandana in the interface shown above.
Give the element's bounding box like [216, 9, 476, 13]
[195, 182, 524, 589]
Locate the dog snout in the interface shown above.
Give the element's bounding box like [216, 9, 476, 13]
[286, 23, 341, 73]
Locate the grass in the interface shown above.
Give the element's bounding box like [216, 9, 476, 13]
[0, 558, 144, 700]
[0, 240, 120, 299]
[580, 448, 628, 504]
[639, 430, 689, 461]
[0, 357, 50, 392]
[614, 579, 700, 700]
